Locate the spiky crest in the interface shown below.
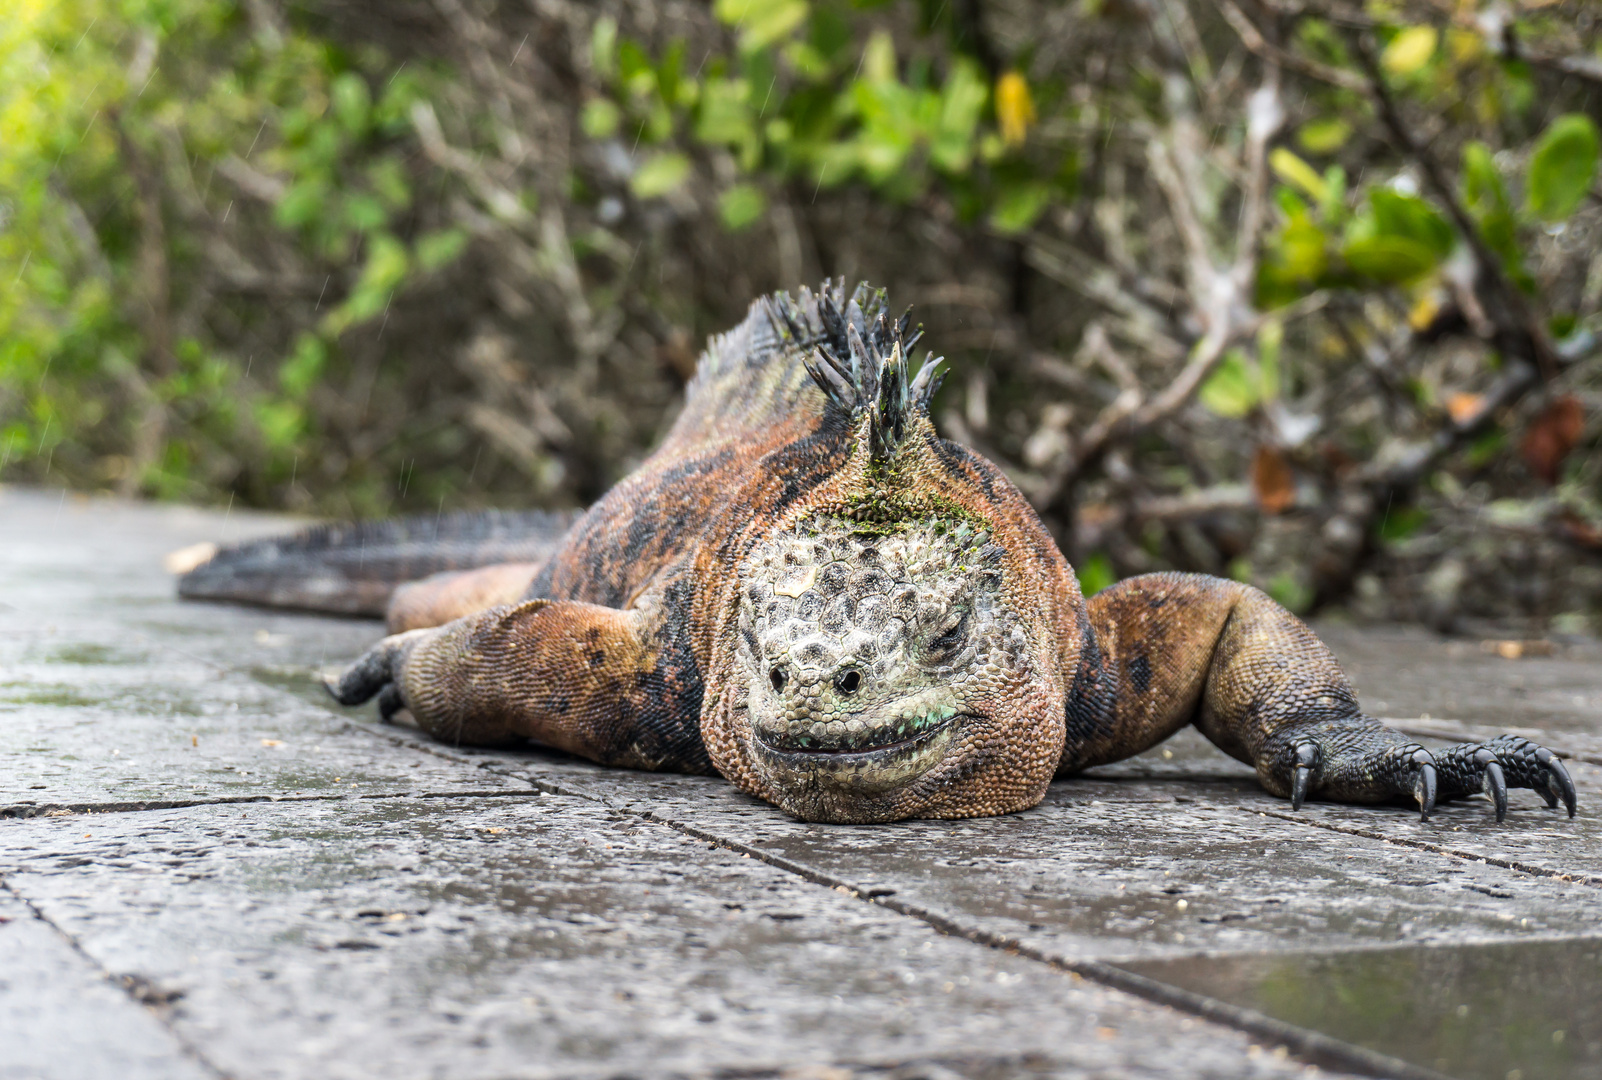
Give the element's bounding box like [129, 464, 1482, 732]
[766, 280, 945, 467]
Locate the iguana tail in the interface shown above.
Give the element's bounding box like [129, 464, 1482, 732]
[177, 509, 579, 617]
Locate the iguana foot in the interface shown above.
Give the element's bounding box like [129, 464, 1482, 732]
[1283, 730, 1575, 822]
[325, 628, 432, 720]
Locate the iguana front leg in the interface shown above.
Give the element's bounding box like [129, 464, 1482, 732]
[328, 600, 712, 772]
[1062, 573, 1577, 821]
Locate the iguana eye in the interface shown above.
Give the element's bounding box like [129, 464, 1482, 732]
[769, 666, 788, 692]
[927, 611, 969, 660]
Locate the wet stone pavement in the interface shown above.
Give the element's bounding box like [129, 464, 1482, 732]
[2, 489, 1600, 1080]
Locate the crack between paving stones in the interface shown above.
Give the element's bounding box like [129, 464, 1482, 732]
[0, 877, 234, 1080]
[1251, 808, 1602, 887]
[1, 789, 544, 820]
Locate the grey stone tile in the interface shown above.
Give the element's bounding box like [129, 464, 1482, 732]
[0, 494, 524, 813]
[1316, 621, 1602, 742]
[1117, 936, 1602, 1080]
[2, 796, 1331, 1080]
[0, 627, 530, 812]
[0, 887, 214, 1080]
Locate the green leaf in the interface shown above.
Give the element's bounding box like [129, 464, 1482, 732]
[274, 180, 329, 230]
[1463, 141, 1511, 216]
[1270, 148, 1327, 203]
[342, 193, 388, 233]
[1258, 213, 1329, 294]
[330, 73, 371, 136]
[255, 400, 305, 452]
[713, 0, 810, 51]
[1381, 26, 1437, 77]
[582, 99, 621, 139]
[988, 182, 1050, 235]
[1341, 234, 1438, 283]
[1462, 142, 1528, 284]
[630, 152, 692, 198]
[592, 17, 618, 79]
[930, 59, 986, 173]
[1368, 189, 1454, 257]
[367, 157, 412, 210]
[1075, 552, 1116, 597]
[861, 30, 896, 83]
[1527, 113, 1600, 222]
[278, 334, 326, 399]
[694, 78, 754, 145]
[1199, 349, 1260, 418]
[415, 228, 469, 271]
[719, 184, 767, 230]
[1297, 117, 1351, 155]
[323, 234, 410, 335]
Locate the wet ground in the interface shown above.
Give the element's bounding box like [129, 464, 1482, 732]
[2, 487, 1599, 1080]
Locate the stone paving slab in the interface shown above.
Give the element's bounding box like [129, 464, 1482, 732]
[1317, 622, 1602, 742]
[3, 794, 1323, 1080]
[1118, 936, 1602, 1080]
[0, 887, 214, 1080]
[0, 650, 530, 812]
[0, 493, 522, 813]
[5, 487, 1602, 1080]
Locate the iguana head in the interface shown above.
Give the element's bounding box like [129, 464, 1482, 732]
[705, 284, 1075, 823]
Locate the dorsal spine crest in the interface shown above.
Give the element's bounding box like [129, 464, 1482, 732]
[771, 280, 945, 468]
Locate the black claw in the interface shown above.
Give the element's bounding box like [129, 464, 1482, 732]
[1289, 739, 1320, 811]
[1416, 755, 1438, 822]
[1549, 757, 1578, 818]
[1484, 759, 1508, 823]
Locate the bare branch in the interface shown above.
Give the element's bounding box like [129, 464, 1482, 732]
[1211, 0, 1368, 91]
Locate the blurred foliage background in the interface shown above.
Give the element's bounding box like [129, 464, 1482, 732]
[2, 0, 1601, 631]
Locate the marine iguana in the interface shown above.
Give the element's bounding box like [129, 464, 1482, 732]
[181, 282, 1577, 825]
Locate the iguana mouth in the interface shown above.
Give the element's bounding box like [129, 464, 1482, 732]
[749, 710, 966, 792]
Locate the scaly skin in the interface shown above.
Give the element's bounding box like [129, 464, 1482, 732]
[308, 282, 1577, 825]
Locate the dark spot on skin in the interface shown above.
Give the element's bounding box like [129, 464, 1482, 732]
[585, 627, 603, 643]
[1129, 654, 1152, 694]
[1148, 597, 1166, 609]
[589, 650, 606, 668]
[553, 695, 572, 715]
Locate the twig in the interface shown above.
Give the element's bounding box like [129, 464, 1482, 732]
[1211, 0, 1368, 91]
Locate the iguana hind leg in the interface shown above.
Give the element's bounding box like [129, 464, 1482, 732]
[330, 599, 712, 773]
[1062, 573, 1576, 821]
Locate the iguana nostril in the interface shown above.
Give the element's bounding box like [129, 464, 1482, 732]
[835, 669, 861, 694]
[769, 666, 787, 692]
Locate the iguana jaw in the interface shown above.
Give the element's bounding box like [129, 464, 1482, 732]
[749, 691, 968, 793]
